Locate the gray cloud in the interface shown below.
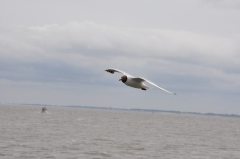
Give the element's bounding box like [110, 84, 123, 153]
[200, 0, 240, 9]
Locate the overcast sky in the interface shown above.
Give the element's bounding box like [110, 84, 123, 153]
[0, 0, 240, 114]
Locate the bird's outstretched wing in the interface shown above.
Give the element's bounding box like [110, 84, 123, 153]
[105, 68, 133, 77]
[132, 77, 176, 95]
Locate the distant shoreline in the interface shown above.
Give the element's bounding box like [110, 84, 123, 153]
[1, 103, 240, 118]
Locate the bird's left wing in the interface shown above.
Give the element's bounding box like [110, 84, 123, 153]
[132, 77, 176, 95]
[105, 68, 133, 77]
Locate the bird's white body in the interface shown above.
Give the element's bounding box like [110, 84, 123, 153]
[105, 68, 176, 95]
[124, 77, 149, 89]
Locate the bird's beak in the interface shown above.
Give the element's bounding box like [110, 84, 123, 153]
[119, 79, 122, 81]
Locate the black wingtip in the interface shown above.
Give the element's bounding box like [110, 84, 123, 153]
[105, 70, 114, 74]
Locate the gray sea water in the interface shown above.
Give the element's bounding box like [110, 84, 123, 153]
[0, 105, 240, 159]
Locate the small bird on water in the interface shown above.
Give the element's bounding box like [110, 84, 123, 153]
[105, 68, 176, 95]
[42, 107, 47, 113]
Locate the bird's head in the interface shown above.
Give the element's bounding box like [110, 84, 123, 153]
[119, 75, 127, 83]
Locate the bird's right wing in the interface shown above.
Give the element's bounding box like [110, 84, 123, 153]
[105, 68, 133, 77]
[132, 77, 176, 95]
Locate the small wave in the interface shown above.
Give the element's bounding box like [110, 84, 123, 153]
[84, 151, 111, 157]
[94, 138, 115, 142]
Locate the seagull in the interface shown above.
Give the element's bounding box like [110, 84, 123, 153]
[105, 68, 176, 95]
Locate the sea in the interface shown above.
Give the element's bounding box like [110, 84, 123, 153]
[0, 104, 240, 159]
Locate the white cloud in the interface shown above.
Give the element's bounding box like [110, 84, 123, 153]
[2, 21, 238, 63]
[1, 21, 239, 79]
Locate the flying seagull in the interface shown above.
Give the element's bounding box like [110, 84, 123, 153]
[105, 68, 176, 95]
